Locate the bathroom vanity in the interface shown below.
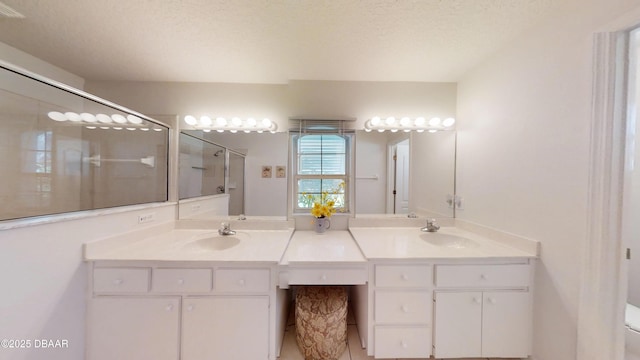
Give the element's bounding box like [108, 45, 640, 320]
[84, 220, 537, 360]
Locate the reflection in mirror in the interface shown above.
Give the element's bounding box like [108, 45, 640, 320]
[227, 151, 246, 216]
[355, 130, 455, 217]
[0, 65, 169, 221]
[176, 128, 455, 218]
[179, 130, 288, 217]
[178, 133, 225, 199]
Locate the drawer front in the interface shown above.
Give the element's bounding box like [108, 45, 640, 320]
[435, 264, 530, 288]
[287, 267, 367, 285]
[215, 268, 270, 293]
[93, 268, 150, 293]
[374, 326, 431, 359]
[375, 290, 432, 324]
[152, 268, 212, 293]
[375, 264, 432, 288]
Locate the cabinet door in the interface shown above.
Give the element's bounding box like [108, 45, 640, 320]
[482, 291, 531, 358]
[182, 296, 269, 360]
[433, 292, 482, 358]
[87, 297, 180, 360]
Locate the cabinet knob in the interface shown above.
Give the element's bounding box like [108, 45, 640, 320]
[165, 304, 173, 311]
[480, 274, 487, 280]
[177, 279, 185, 285]
[473, 297, 482, 304]
[401, 273, 409, 281]
[321, 274, 327, 280]
[401, 340, 408, 348]
[487, 297, 496, 304]
[113, 278, 123, 285]
[187, 305, 194, 312]
[401, 305, 410, 313]
[238, 279, 246, 286]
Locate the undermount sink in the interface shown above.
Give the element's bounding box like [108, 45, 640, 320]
[420, 232, 478, 249]
[184, 232, 248, 251]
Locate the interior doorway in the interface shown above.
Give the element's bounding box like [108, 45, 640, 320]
[386, 139, 410, 214]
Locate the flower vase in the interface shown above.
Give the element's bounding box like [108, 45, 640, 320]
[315, 217, 331, 233]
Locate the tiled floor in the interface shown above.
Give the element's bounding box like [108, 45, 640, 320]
[277, 302, 515, 360]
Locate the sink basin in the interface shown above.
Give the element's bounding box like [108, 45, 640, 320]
[420, 232, 478, 248]
[184, 232, 248, 251]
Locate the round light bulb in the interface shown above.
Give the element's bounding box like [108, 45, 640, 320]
[231, 117, 242, 127]
[127, 115, 143, 124]
[429, 117, 441, 126]
[48, 111, 67, 121]
[65, 112, 81, 122]
[96, 114, 112, 123]
[443, 117, 456, 127]
[81, 113, 97, 123]
[216, 117, 227, 126]
[371, 116, 381, 126]
[262, 118, 272, 128]
[415, 117, 425, 126]
[184, 115, 198, 125]
[400, 117, 411, 126]
[200, 116, 212, 126]
[246, 118, 257, 127]
[112, 114, 127, 124]
[385, 117, 396, 126]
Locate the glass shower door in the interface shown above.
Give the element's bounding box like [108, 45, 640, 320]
[227, 151, 245, 215]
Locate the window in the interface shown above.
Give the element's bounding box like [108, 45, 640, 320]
[292, 133, 352, 213]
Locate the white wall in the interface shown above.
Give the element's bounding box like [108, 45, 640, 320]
[0, 42, 84, 90]
[0, 204, 176, 360]
[456, 1, 640, 359]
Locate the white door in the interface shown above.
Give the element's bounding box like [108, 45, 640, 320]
[88, 297, 180, 360]
[433, 291, 482, 358]
[482, 291, 531, 358]
[182, 296, 269, 360]
[395, 140, 410, 214]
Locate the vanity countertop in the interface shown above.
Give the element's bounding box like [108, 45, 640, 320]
[349, 226, 537, 260]
[84, 225, 294, 263]
[279, 230, 366, 265]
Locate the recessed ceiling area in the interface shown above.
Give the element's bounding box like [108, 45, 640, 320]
[0, 0, 572, 84]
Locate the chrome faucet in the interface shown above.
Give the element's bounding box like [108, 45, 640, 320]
[420, 218, 440, 232]
[218, 222, 236, 236]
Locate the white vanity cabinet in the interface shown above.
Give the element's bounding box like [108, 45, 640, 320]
[86, 263, 277, 360]
[433, 262, 533, 359]
[88, 296, 180, 360]
[182, 296, 269, 359]
[370, 264, 433, 359]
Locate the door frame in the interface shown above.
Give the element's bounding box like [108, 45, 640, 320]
[577, 31, 629, 360]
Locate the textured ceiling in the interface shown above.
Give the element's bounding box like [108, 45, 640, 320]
[0, 0, 570, 83]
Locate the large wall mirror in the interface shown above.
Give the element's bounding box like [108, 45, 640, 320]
[177, 127, 455, 219]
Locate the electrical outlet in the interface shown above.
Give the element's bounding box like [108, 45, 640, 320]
[138, 213, 155, 224]
[446, 194, 454, 208]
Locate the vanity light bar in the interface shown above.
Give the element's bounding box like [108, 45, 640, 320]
[183, 115, 278, 133]
[47, 111, 163, 131]
[364, 116, 455, 133]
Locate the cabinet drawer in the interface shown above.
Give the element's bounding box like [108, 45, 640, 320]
[215, 268, 270, 293]
[375, 290, 432, 324]
[93, 268, 150, 293]
[374, 326, 431, 359]
[435, 264, 530, 288]
[152, 268, 212, 293]
[287, 267, 367, 285]
[375, 265, 432, 288]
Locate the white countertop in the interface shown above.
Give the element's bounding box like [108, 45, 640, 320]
[280, 230, 367, 265]
[84, 226, 294, 263]
[349, 226, 536, 260]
